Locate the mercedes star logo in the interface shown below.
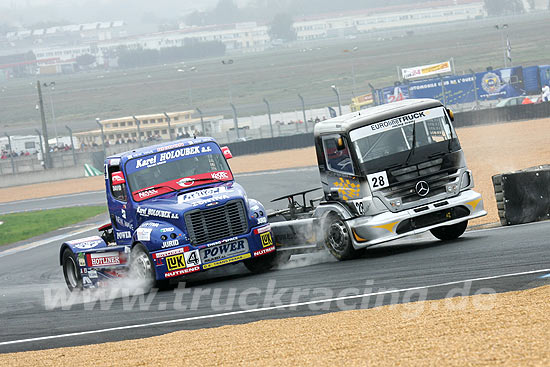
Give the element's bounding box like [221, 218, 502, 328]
[415, 181, 430, 197]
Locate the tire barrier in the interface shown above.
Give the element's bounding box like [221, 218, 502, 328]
[493, 165, 550, 226]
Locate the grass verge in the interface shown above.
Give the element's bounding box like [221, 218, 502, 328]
[0, 206, 107, 246]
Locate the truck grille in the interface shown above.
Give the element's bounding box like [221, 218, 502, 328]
[379, 158, 460, 208]
[184, 200, 248, 246]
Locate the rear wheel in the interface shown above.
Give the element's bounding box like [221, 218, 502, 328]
[130, 244, 176, 292]
[324, 214, 365, 261]
[62, 249, 82, 291]
[430, 220, 468, 241]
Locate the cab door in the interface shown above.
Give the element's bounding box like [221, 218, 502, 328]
[106, 159, 134, 245]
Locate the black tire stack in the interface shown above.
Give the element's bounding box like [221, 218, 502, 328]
[492, 165, 550, 226]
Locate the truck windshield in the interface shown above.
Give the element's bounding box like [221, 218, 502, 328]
[125, 142, 232, 201]
[350, 107, 453, 165]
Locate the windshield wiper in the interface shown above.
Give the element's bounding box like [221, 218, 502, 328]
[404, 122, 417, 166]
[188, 177, 228, 184]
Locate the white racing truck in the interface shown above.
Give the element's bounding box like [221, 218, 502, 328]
[270, 98, 487, 260]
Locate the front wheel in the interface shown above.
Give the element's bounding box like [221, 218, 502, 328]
[244, 252, 277, 273]
[130, 244, 176, 292]
[430, 220, 468, 241]
[324, 214, 365, 261]
[62, 249, 82, 292]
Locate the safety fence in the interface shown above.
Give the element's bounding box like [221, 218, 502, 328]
[2, 102, 550, 185]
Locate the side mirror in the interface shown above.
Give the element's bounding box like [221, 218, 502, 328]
[446, 108, 455, 122]
[336, 137, 346, 151]
[111, 171, 126, 185]
[221, 146, 233, 159]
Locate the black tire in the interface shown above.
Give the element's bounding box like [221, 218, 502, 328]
[62, 249, 83, 292]
[130, 244, 177, 292]
[430, 220, 468, 241]
[323, 214, 365, 261]
[244, 251, 277, 273]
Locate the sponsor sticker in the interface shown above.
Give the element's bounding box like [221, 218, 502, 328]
[166, 254, 186, 271]
[89, 252, 121, 267]
[260, 232, 273, 248]
[253, 245, 276, 257]
[178, 186, 228, 202]
[202, 253, 251, 269]
[137, 207, 179, 219]
[200, 239, 248, 263]
[116, 231, 132, 240]
[254, 224, 271, 234]
[164, 265, 200, 278]
[153, 247, 186, 259]
[162, 240, 179, 249]
[71, 236, 102, 250]
[160, 227, 175, 233]
[257, 217, 267, 224]
[136, 227, 152, 242]
[211, 171, 229, 180]
[88, 270, 98, 279]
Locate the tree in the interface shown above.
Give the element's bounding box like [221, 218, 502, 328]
[269, 13, 296, 42]
[76, 54, 96, 68]
[484, 0, 524, 15]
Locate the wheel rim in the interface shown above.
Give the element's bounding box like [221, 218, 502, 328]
[327, 221, 349, 253]
[132, 250, 152, 280]
[65, 257, 78, 288]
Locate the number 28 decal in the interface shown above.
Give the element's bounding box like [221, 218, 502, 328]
[367, 171, 389, 191]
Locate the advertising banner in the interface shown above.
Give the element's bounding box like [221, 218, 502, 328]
[402, 61, 452, 80]
[381, 85, 410, 104]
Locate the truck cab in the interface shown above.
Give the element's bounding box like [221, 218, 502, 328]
[60, 137, 276, 291]
[312, 98, 486, 259]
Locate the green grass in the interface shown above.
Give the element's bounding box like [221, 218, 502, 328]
[0, 206, 107, 246]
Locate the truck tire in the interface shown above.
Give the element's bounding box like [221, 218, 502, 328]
[244, 252, 277, 273]
[62, 249, 83, 291]
[324, 214, 365, 261]
[130, 243, 176, 292]
[430, 220, 468, 241]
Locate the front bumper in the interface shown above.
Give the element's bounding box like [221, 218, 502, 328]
[152, 224, 275, 280]
[349, 189, 486, 248]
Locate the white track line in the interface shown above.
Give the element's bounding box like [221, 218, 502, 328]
[0, 224, 100, 259]
[1, 268, 548, 347]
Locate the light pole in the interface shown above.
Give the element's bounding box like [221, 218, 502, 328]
[163, 112, 173, 140]
[66, 125, 77, 165]
[196, 108, 206, 136]
[43, 82, 58, 147]
[344, 46, 359, 96]
[95, 118, 106, 158]
[262, 98, 274, 138]
[132, 115, 143, 147]
[331, 85, 342, 116]
[230, 103, 240, 139]
[36, 80, 52, 168]
[298, 93, 308, 133]
[495, 24, 509, 68]
[5, 133, 15, 174]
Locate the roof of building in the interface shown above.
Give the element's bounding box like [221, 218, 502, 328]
[314, 98, 443, 136]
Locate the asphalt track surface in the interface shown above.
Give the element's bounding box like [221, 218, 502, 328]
[0, 167, 549, 353]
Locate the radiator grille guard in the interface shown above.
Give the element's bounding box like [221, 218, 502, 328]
[184, 200, 249, 246]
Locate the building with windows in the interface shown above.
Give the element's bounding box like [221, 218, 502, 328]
[74, 110, 223, 146]
[293, 0, 486, 41]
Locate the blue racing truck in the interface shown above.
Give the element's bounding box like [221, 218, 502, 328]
[60, 137, 276, 291]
